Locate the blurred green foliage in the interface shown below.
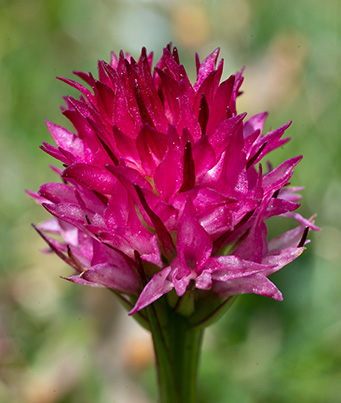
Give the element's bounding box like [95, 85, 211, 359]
[1, 0, 340, 402]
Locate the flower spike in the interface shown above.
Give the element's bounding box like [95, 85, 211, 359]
[29, 45, 319, 319]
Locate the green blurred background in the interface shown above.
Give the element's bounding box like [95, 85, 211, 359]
[1, 0, 340, 402]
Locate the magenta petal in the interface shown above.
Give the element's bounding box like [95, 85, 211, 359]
[197, 202, 233, 239]
[281, 212, 321, 231]
[268, 224, 310, 251]
[104, 180, 138, 228]
[176, 81, 201, 140]
[26, 189, 49, 205]
[262, 156, 302, 195]
[278, 186, 303, 202]
[129, 267, 173, 314]
[243, 112, 268, 137]
[78, 261, 139, 294]
[192, 188, 235, 238]
[208, 114, 246, 158]
[63, 163, 116, 194]
[193, 66, 223, 120]
[262, 247, 304, 274]
[213, 274, 283, 301]
[42, 202, 105, 229]
[136, 125, 167, 176]
[64, 241, 140, 295]
[154, 67, 180, 123]
[264, 198, 300, 219]
[204, 121, 248, 198]
[134, 185, 176, 260]
[229, 68, 244, 116]
[171, 257, 192, 296]
[206, 75, 235, 135]
[42, 203, 87, 226]
[177, 198, 212, 272]
[234, 197, 269, 262]
[64, 275, 104, 288]
[210, 255, 275, 282]
[154, 126, 183, 202]
[94, 81, 115, 121]
[105, 164, 153, 209]
[46, 120, 84, 157]
[195, 270, 212, 290]
[113, 125, 140, 165]
[40, 142, 73, 165]
[39, 183, 77, 204]
[57, 76, 94, 101]
[192, 135, 216, 181]
[194, 48, 220, 91]
[36, 218, 60, 233]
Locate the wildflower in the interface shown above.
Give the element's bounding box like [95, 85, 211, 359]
[29, 44, 318, 323]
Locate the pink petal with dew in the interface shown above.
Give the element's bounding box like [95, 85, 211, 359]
[208, 113, 246, 159]
[39, 183, 77, 204]
[137, 125, 168, 176]
[46, 120, 84, 157]
[264, 198, 300, 219]
[40, 142, 73, 165]
[233, 199, 269, 263]
[155, 47, 181, 81]
[195, 270, 212, 290]
[206, 75, 235, 135]
[192, 134, 216, 181]
[210, 255, 276, 282]
[177, 198, 212, 273]
[197, 203, 233, 239]
[26, 189, 49, 205]
[213, 274, 283, 301]
[281, 212, 320, 231]
[171, 259, 192, 296]
[176, 81, 202, 141]
[42, 202, 105, 229]
[262, 156, 302, 195]
[105, 164, 152, 203]
[36, 218, 60, 233]
[262, 246, 305, 274]
[113, 125, 140, 165]
[154, 67, 180, 124]
[268, 223, 312, 252]
[65, 260, 140, 295]
[99, 228, 162, 267]
[194, 48, 220, 92]
[57, 76, 95, 101]
[277, 186, 304, 202]
[129, 267, 173, 314]
[193, 64, 223, 119]
[63, 163, 116, 194]
[229, 68, 244, 116]
[94, 81, 115, 121]
[243, 112, 268, 138]
[154, 126, 183, 202]
[104, 180, 137, 228]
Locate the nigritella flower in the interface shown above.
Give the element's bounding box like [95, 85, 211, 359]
[28, 44, 319, 324]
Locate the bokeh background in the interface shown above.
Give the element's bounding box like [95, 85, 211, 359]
[1, 0, 340, 402]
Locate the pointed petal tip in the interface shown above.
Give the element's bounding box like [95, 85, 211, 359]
[308, 214, 321, 231]
[274, 291, 283, 301]
[128, 306, 138, 316]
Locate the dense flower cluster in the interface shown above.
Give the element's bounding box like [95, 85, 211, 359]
[29, 45, 318, 319]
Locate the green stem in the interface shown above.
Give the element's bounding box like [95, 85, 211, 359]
[145, 298, 204, 403]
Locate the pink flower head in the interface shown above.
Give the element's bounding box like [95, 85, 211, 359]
[29, 44, 319, 321]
